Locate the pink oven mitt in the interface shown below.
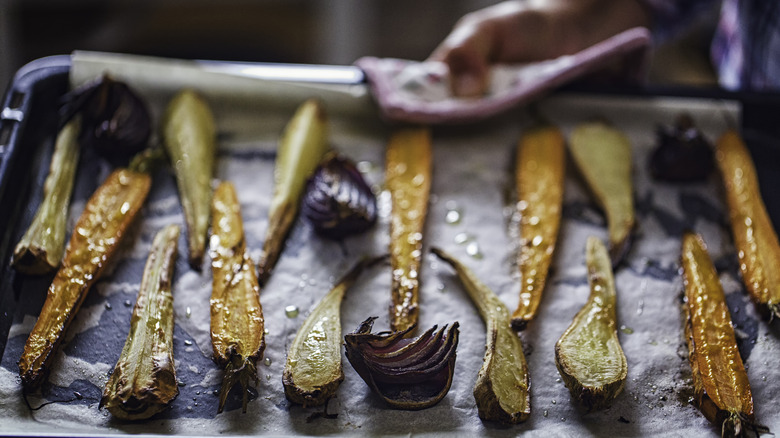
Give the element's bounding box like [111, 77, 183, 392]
[356, 27, 652, 124]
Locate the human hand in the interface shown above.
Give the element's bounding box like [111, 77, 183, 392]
[429, 0, 651, 97]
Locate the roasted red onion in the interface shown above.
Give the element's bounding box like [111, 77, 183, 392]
[301, 153, 377, 239]
[62, 75, 152, 164]
[649, 113, 713, 182]
[344, 317, 459, 410]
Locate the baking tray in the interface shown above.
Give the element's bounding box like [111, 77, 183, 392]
[1, 54, 780, 436]
[0, 54, 370, 360]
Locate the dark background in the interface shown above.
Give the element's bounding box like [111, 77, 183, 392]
[1, 0, 719, 90]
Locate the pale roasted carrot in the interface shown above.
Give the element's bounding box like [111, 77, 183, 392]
[12, 117, 82, 274]
[101, 225, 180, 420]
[432, 247, 530, 424]
[283, 255, 386, 407]
[162, 90, 216, 269]
[555, 237, 627, 411]
[569, 120, 635, 266]
[257, 99, 330, 285]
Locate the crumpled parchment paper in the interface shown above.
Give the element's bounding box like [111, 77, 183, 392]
[1, 54, 778, 438]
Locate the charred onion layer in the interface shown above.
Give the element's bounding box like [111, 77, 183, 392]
[344, 317, 458, 410]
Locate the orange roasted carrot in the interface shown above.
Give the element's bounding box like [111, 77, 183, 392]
[715, 130, 780, 319]
[210, 181, 265, 413]
[511, 123, 565, 330]
[19, 168, 151, 388]
[681, 232, 761, 437]
[385, 127, 432, 332]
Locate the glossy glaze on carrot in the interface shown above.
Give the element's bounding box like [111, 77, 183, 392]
[715, 130, 780, 319]
[511, 124, 565, 330]
[386, 127, 432, 332]
[19, 168, 151, 388]
[681, 232, 756, 436]
[209, 181, 265, 413]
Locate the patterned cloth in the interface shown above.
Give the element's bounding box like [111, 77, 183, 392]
[640, 0, 780, 90]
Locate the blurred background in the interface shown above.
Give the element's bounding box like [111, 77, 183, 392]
[1, 0, 719, 92]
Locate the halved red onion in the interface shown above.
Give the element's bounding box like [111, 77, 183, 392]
[62, 74, 152, 164]
[301, 153, 377, 239]
[344, 317, 459, 409]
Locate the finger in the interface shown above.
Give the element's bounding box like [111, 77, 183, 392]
[429, 24, 494, 97]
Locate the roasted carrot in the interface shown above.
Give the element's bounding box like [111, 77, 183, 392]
[715, 130, 780, 319]
[432, 247, 530, 424]
[12, 117, 82, 274]
[681, 232, 761, 437]
[386, 127, 432, 332]
[511, 123, 565, 330]
[210, 181, 265, 413]
[569, 120, 635, 266]
[101, 224, 180, 420]
[257, 99, 330, 285]
[555, 237, 627, 410]
[162, 89, 216, 269]
[18, 168, 151, 388]
[283, 255, 386, 407]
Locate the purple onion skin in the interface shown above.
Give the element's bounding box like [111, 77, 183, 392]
[649, 114, 714, 182]
[62, 75, 152, 165]
[302, 154, 377, 239]
[344, 317, 459, 410]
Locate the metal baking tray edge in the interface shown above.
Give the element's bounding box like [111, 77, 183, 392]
[0, 55, 72, 358]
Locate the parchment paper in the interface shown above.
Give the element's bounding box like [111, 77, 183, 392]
[1, 54, 779, 437]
